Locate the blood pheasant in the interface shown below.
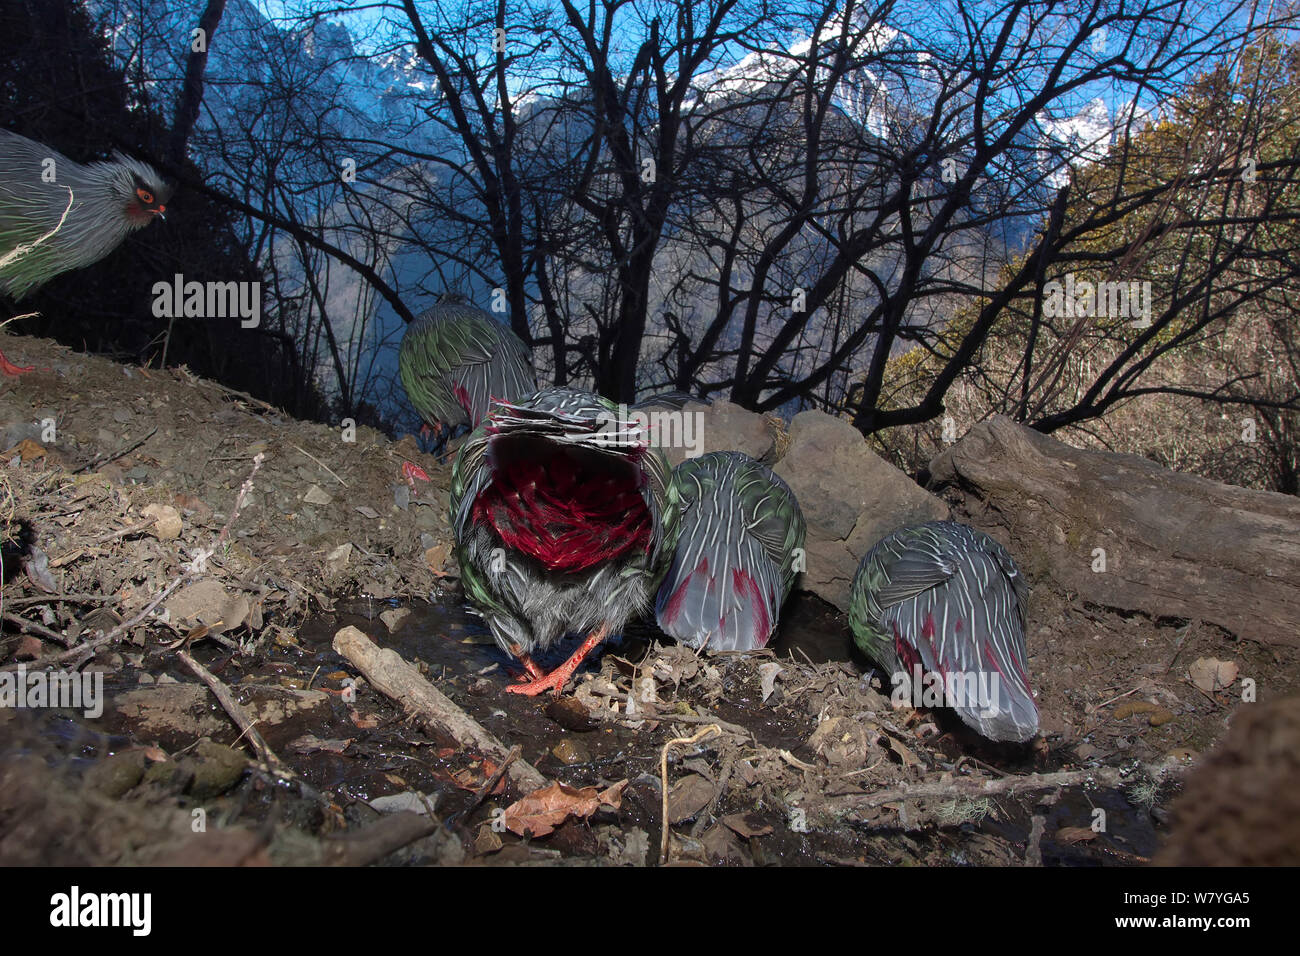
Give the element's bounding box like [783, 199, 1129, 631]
[450, 387, 679, 695]
[655, 451, 805, 650]
[849, 521, 1038, 742]
[0, 129, 170, 374]
[398, 298, 536, 437]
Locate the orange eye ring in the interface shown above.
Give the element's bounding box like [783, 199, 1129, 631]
[136, 187, 155, 205]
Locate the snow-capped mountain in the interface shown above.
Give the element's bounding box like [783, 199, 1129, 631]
[80, 1, 1125, 427]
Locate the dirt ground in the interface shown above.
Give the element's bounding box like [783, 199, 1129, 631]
[1, 332, 1294, 866]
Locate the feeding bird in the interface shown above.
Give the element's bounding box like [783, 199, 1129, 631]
[655, 451, 805, 651]
[849, 520, 1038, 742]
[450, 386, 679, 696]
[0, 129, 171, 375]
[398, 298, 537, 439]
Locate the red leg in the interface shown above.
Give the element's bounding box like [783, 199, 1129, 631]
[505, 624, 610, 697]
[0, 348, 34, 376]
[402, 460, 431, 493]
[509, 646, 547, 682]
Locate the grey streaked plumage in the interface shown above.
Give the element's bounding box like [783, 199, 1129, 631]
[655, 451, 804, 651]
[849, 520, 1038, 742]
[0, 129, 170, 299]
[398, 300, 536, 431]
[450, 386, 680, 694]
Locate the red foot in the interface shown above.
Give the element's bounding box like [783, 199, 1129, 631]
[0, 349, 35, 376]
[402, 461, 431, 494]
[510, 648, 547, 682]
[505, 625, 609, 698]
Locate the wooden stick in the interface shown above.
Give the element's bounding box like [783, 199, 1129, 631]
[832, 758, 1185, 811]
[318, 811, 439, 866]
[73, 427, 159, 474]
[459, 745, 520, 821]
[289, 443, 349, 487]
[178, 648, 286, 773]
[332, 625, 547, 793]
[2, 611, 73, 647]
[659, 724, 721, 865]
[3, 593, 118, 607]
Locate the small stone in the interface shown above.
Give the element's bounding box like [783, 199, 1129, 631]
[550, 738, 590, 765]
[380, 608, 411, 633]
[142, 503, 183, 540]
[304, 484, 333, 506]
[326, 543, 353, 571]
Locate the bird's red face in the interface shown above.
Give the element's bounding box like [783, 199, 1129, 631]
[127, 184, 167, 225]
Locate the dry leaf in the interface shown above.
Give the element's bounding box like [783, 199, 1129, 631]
[1189, 658, 1238, 694]
[545, 696, 600, 732]
[667, 774, 717, 823]
[4, 438, 45, 462]
[1055, 826, 1098, 845]
[883, 734, 920, 768]
[501, 779, 627, 837]
[475, 824, 503, 855]
[758, 662, 783, 703]
[721, 813, 774, 839]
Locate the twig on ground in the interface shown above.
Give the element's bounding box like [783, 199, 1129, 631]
[1093, 686, 1142, 711]
[213, 452, 265, 551]
[289, 443, 348, 487]
[659, 724, 721, 865]
[73, 426, 159, 474]
[318, 811, 440, 866]
[1024, 789, 1063, 867]
[179, 648, 287, 774]
[185, 371, 282, 416]
[1, 611, 72, 648]
[834, 759, 1185, 812]
[3, 593, 118, 607]
[460, 745, 520, 822]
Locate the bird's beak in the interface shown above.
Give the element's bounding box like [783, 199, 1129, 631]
[156, 207, 166, 221]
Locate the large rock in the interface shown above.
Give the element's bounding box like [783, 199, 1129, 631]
[645, 399, 778, 468]
[774, 410, 948, 610]
[1156, 696, 1300, 865]
[928, 415, 1300, 647]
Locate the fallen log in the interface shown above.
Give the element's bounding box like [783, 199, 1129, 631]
[332, 625, 547, 793]
[928, 416, 1300, 647]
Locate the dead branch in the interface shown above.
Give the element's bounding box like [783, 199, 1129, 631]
[833, 758, 1186, 812]
[331, 625, 547, 793]
[178, 648, 287, 773]
[1, 611, 73, 648]
[659, 724, 721, 865]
